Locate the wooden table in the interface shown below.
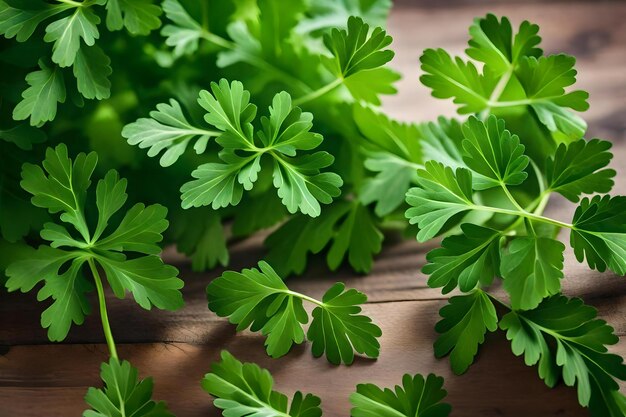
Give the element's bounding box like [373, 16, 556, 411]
[1, 1, 625, 416]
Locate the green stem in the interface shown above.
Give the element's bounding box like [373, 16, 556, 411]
[292, 78, 344, 106]
[88, 259, 118, 360]
[284, 290, 325, 307]
[500, 183, 525, 212]
[472, 203, 572, 229]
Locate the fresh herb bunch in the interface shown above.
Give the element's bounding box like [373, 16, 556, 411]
[402, 14, 626, 417]
[203, 351, 452, 417]
[5, 144, 179, 415]
[1, 0, 399, 277]
[124, 3, 400, 275]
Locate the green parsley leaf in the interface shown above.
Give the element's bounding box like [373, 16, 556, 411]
[516, 54, 589, 139]
[202, 350, 322, 417]
[168, 80, 341, 215]
[405, 161, 474, 242]
[13, 59, 66, 127]
[466, 13, 542, 77]
[265, 200, 383, 275]
[161, 0, 203, 58]
[0, 0, 66, 42]
[424, 224, 501, 294]
[308, 282, 382, 365]
[461, 115, 529, 190]
[500, 295, 626, 415]
[207, 260, 308, 359]
[43, 6, 100, 68]
[350, 373, 451, 417]
[171, 208, 228, 271]
[420, 48, 496, 114]
[296, 0, 392, 36]
[571, 195, 626, 274]
[501, 236, 565, 310]
[5, 144, 184, 340]
[421, 14, 589, 139]
[434, 290, 498, 374]
[0, 123, 46, 150]
[354, 104, 421, 216]
[73, 45, 112, 100]
[323, 16, 398, 104]
[207, 261, 381, 364]
[546, 139, 615, 202]
[122, 99, 218, 167]
[84, 358, 173, 417]
[105, 0, 162, 36]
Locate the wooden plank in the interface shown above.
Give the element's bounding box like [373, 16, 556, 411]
[3, 300, 620, 417]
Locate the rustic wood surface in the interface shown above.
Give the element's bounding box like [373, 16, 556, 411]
[1, 1, 625, 416]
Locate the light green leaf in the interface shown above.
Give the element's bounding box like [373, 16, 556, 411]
[434, 290, 498, 374]
[297, 0, 391, 36]
[202, 351, 322, 417]
[501, 236, 565, 310]
[324, 16, 394, 77]
[420, 48, 495, 114]
[546, 139, 615, 202]
[123, 99, 218, 167]
[13, 60, 67, 127]
[405, 161, 474, 242]
[0, 0, 66, 42]
[350, 373, 451, 417]
[272, 152, 342, 217]
[161, 0, 203, 57]
[84, 358, 174, 417]
[180, 153, 261, 209]
[517, 54, 589, 139]
[466, 13, 542, 76]
[323, 16, 397, 103]
[258, 91, 322, 155]
[44, 6, 100, 67]
[461, 115, 529, 189]
[424, 224, 501, 294]
[198, 79, 257, 149]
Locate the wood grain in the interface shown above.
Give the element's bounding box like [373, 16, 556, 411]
[1, 1, 625, 416]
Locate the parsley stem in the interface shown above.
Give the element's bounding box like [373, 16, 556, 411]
[500, 183, 525, 212]
[293, 78, 344, 106]
[88, 259, 118, 360]
[284, 290, 324, 307]
[471, 203, 572, 229]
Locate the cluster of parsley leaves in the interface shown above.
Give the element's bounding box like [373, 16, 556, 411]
[402, 14, 626, 417]
[1, 2, 625, 417]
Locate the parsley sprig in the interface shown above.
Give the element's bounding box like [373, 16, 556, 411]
[207, 261, 382, 365]
[5, 144, 176, 415]
[405, 14, 626, 416]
